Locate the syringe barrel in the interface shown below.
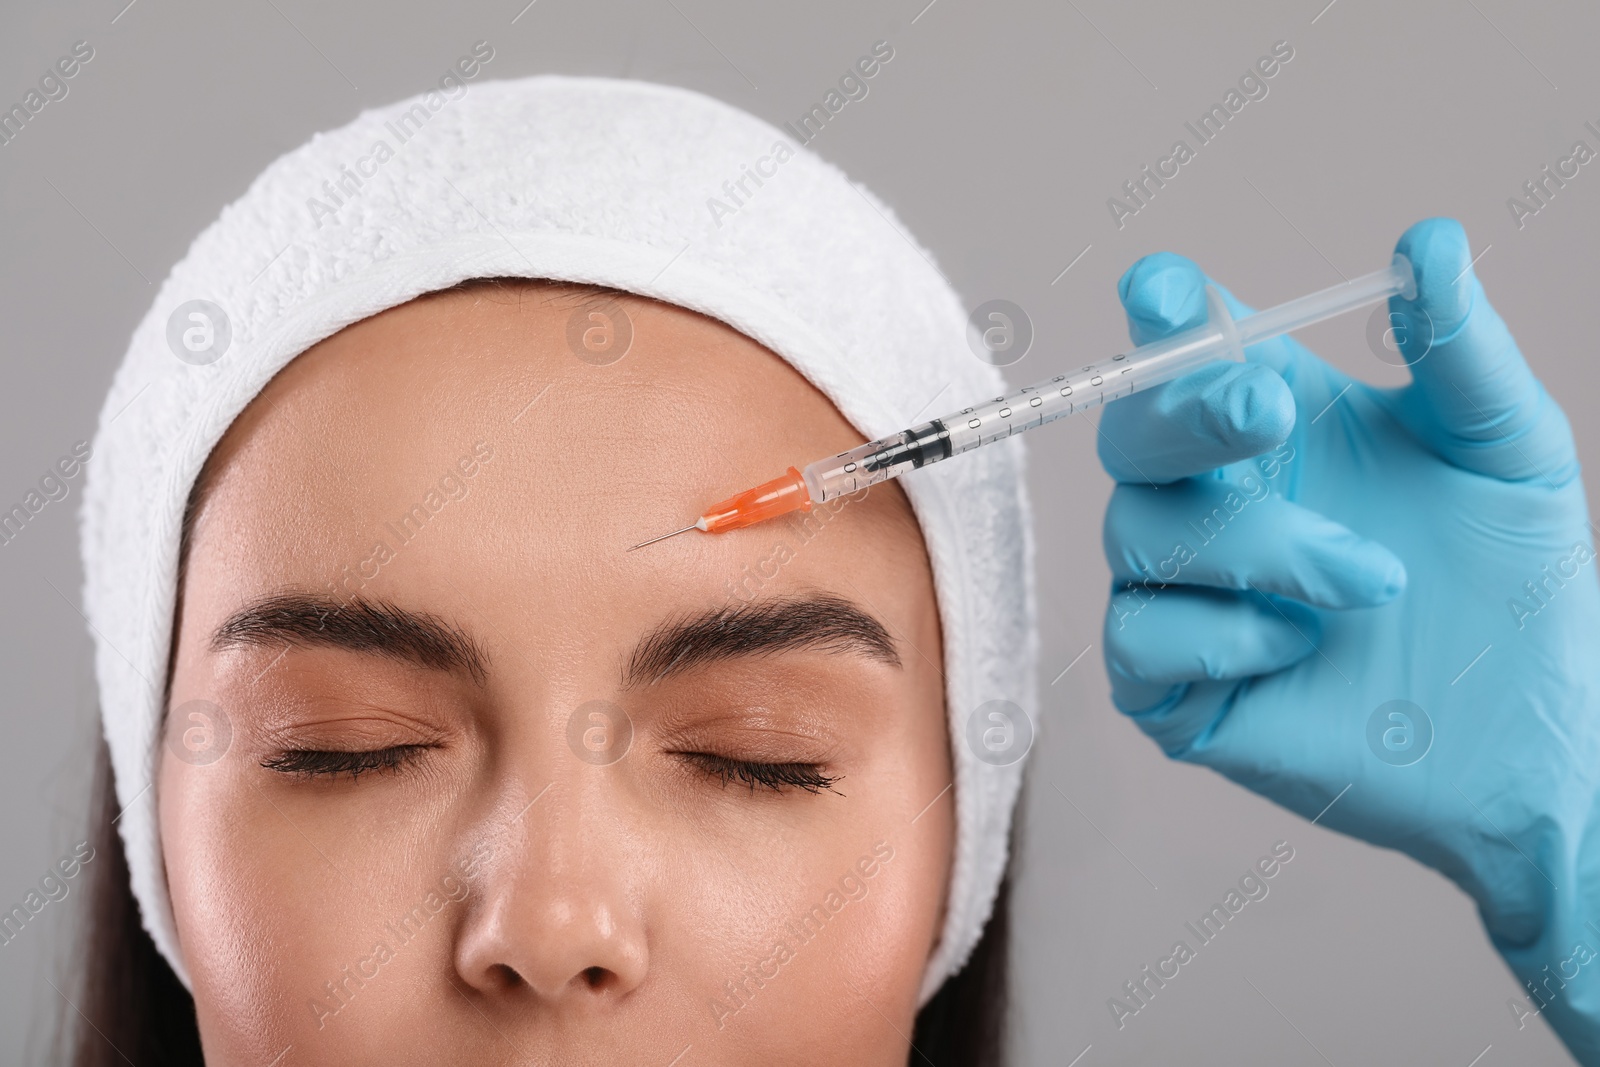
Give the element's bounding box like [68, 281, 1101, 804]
[801, 315, 1232, 503]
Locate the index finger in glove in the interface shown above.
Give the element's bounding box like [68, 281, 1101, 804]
[1099, 253, 1296, 484]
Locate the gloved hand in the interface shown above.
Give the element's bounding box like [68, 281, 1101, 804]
[1098, 217, 1600, 1061]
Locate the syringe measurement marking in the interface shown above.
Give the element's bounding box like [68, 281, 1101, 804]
[815, 361, 1140, 500]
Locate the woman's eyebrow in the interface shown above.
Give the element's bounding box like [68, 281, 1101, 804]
[209, 593, 488, 685]
[623, 592, 902, 688]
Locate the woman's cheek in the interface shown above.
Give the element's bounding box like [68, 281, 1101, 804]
[160, 750, 297, 1054]
[160, 745, 461, 1057]
[673, 831, 932, 1060]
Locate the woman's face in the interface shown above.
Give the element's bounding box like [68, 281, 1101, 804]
[160, 284, 955, 1066]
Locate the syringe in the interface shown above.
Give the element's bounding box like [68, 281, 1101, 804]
[629, 254, 1417, 551]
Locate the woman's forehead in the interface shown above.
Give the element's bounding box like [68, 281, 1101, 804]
[183, 281, 932, 649]
[208, 282, 862, 503]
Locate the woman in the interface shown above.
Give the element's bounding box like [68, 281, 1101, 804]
[72, 68, 1600, 1067]
[74, 75, 1036, 1065]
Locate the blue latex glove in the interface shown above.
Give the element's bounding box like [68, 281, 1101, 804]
[1099, 218, 1600, 1060]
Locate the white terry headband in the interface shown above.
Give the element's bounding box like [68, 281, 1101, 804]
[80, 72, 1038, 1005]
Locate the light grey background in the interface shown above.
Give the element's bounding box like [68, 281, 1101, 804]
[2, 0, 1595, 1063]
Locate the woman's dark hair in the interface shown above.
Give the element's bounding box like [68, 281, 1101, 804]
[66, 737, 1014, 1066]
[65, 274, 1015, 1065]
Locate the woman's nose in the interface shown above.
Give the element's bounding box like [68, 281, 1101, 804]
[453, 784, 650, 1005]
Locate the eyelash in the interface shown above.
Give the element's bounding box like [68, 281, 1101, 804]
[260, 745, 432, 781]
[680, 753, 843, 796]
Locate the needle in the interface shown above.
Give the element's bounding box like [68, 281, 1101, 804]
[628, 522, 700, 551]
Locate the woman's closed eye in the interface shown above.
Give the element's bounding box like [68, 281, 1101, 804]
[675, 751, 843, 795]
[261, 744, 435, 781]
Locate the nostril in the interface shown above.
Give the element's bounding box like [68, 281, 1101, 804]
[490, 963, 525, 989]
[582, 966, 607, 988]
